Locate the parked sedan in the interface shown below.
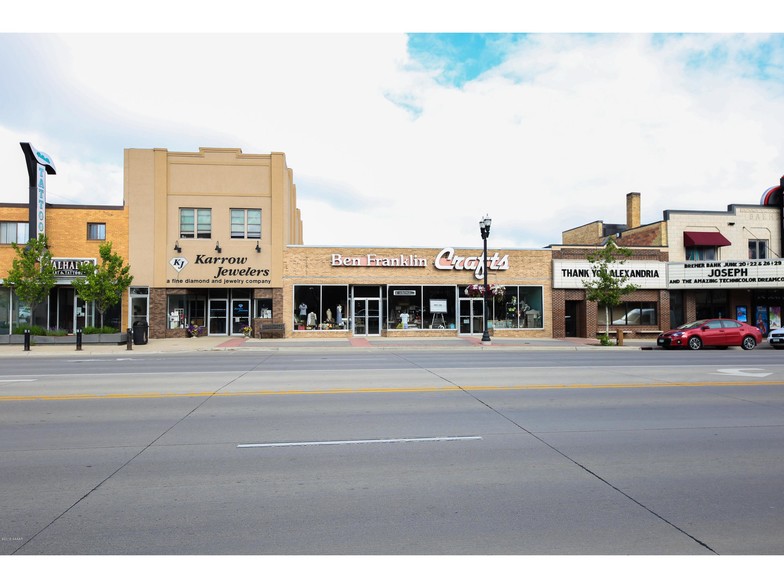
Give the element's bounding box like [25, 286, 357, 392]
[657, 318, 762, 350]
[768, 327, 784, 349]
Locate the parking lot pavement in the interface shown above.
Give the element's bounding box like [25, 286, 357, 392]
[0, 335, 665, 357]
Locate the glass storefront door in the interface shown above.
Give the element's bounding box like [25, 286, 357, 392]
[231, 299, 250, 335]
[459, 298, 485, 335]
[353, 298, 381, 336]
[208, 299, 228, 335]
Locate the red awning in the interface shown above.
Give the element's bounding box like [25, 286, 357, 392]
[683, 231, 732, 247]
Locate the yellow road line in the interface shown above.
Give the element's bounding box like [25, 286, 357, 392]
[2, 380, 784, 401]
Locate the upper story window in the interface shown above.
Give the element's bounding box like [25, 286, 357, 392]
[180, 208, 211, 239]
[230, 209, 261, 239]
[749, 239, 768, 259]
[87, 223, 106, 240]
[0, 221, 29, 244]
[686, 247, 717, 261]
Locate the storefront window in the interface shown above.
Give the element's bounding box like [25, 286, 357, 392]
[0, 287, 10, 335]
[254, 298, 273, 319]
[695, 290, 727, 320]
[167, 293, 207, 330]
[388, 286, 422, 329]
[490, 286, 544, 329]
[293, 285, 348, 330]
[423, 286, 456, 330]
[599, 302, 658, 326]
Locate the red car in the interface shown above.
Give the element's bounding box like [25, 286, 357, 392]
[657, 318, 762, 350]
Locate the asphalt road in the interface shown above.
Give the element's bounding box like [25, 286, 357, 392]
[2, 348, 783, 555]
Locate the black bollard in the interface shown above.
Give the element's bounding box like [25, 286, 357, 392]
[127, 328, 133, 351]
[76, 329, 82, 351]
[23, 329, 31, 351]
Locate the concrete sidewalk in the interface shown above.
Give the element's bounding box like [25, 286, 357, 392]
[0, 334, 658, 356]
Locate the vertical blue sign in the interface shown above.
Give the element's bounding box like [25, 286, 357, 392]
[20, 142, 56, 240]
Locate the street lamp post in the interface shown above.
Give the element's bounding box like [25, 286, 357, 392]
[479, 215, 492, 343]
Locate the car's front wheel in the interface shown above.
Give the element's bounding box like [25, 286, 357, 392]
[741, 336, 757, 350]
[688, 336, 703, 350]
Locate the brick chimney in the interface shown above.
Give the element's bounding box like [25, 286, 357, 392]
[626, 192, 641, 229]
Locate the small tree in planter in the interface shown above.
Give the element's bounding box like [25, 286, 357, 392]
[5, 234, 56, 328]
[582, 237, 637, 344]
[72, 242, 133, 330]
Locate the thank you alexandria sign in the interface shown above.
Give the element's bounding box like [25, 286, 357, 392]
[553, 260, 667, 289]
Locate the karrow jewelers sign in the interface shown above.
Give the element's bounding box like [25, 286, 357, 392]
[553, 260, 667, 289]
[330, 248, 510, 280]
[668, 259, 784, 289]
[167, 255, 272, 286]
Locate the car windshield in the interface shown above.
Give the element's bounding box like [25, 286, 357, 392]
[677, 321, 705, 329]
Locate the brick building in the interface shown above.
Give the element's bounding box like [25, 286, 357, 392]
[1, 202, 128, 335]
[554, 193, 670, 339]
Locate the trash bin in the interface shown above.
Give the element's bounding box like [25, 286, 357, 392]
[133, 320, 148, 345]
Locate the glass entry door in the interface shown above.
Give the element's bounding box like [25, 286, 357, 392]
[208, 299, 228, 335]
[231, 299, 250, 335]
[459, 298, 485, 335]
[353, 298, 381, 336]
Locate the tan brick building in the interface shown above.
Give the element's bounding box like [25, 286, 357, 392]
[1, 202, 128, 334]
[284, 245, 553, 338]
[554, 193, 670, 339]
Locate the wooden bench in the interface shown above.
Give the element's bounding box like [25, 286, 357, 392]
[258, 323, 285, 339]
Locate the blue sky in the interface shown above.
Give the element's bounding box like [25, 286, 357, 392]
[2, 5, 784, 249]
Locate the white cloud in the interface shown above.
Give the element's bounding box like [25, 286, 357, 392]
[2, 33, 784, 250]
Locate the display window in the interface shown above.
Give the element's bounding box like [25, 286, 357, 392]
[489, 285, 544, 329]
[599, 302, 658, 326]
[167, 293, 207, 331]
[254, 298, 273, 319]
[387, 285, 458, 330]
[293, 285, 349, 330]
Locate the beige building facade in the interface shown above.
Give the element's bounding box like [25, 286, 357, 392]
[665, 202, 784, 331]
[125, 147, 303, 338]
[123, 146, 554, 339]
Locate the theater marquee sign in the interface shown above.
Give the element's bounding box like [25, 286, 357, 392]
[668, 260, 784, 289]
[553, 260, 667, 289]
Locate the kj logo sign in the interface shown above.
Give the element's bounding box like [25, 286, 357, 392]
[170, 257, 188, 272]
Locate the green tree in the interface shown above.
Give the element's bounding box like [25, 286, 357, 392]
[583, 237, 637, 342]
[73, 242, 133, 329]
[5, 234, 56, 327]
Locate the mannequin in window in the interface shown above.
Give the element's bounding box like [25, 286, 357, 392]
[400, 311, 410, 329]
[336, 304, 343, 325]
[326, 308, 333, 323]
[298, 303, 307, 324]
[307, 311, 317, 327]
